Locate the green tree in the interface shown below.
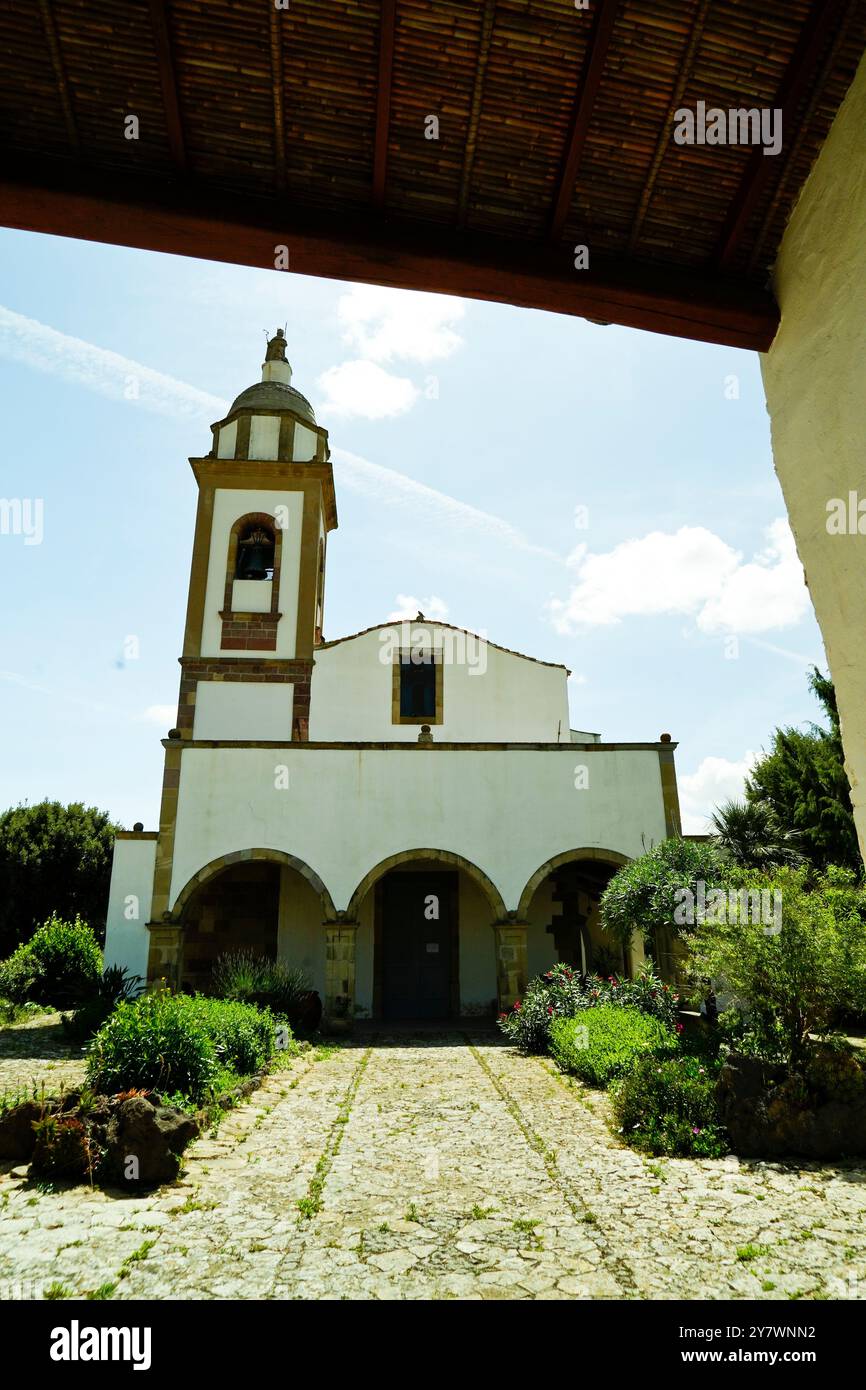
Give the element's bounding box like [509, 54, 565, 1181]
[0, 802, 118, 956]
[688, 866, 866, 1063]
[711, 798, 803, 871]
[745, 668, 860, 875]
[600, 836, 729, 949]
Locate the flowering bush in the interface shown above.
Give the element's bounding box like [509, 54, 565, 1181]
[497, 963, 588, 1053]
[610, 1053, 728, 1158]
[498, 961, 678, 1053]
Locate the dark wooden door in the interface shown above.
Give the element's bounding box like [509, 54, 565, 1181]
[381, 872, 455, 1020]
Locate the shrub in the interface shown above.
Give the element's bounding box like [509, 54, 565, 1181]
[63, 965, 144, 1041]
[86, 993, 281, 1102]
[688, 866, 866, 1063]
[179, 996, 278, 1075]
[600, 836, 730, 950]
[86, 994, 218, 1103]
[212, 951, 311, 1019]
[498, 963, 586, 1053]
[498, 962, 677, 1053]
[0, 914, 102, 1007]
[611, 1053, 728, 1157]
[550, 1005, 676, 1087]
[0, 800, 118, 957]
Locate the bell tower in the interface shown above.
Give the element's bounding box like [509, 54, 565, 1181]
[173, 329, 338, 745]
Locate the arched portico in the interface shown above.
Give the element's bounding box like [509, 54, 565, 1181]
[147, 848, 337, 989]
[343, 849, 508, 1022]
[346, 848, 507, 924]
[517, 847, 635, 982]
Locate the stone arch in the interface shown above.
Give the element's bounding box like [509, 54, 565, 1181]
[171, 848, 337, 923]
[517, 847, 629, 921]
[346, 848, 507, 923]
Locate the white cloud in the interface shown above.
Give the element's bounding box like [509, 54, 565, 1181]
[697, 518, 809, 634]
[549, 519, 808, 636]
[387, 594, 449, 621]
[332, 447, 559, 561]
[142, 705, 177, 726]
[0, 306, 227, 422]
[336, 284, 464, 364]
[316, 359, 418, 420]
[678, 752, 758, 833]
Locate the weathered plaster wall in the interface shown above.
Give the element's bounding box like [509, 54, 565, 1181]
[761, 52, 866, 863]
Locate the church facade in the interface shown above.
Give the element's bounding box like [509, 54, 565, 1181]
[103, 332, 682, 1022]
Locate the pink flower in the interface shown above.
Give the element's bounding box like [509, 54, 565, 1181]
[692, 1127, 701, 1135]
[676, 1023, 684, 1034]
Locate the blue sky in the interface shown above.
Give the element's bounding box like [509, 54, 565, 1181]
[0, 228, 826, 831]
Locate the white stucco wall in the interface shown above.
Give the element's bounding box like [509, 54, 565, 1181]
[249, 415, 280, 461]
[103, 837, 157, 983]
[200, 488, 303, 658]
[294, 424, 318, 462]
[309, 624, 571, 742]
[761, 52, 866, 864]
[193, 681, 294, 741]
[167, 744, 668, 914]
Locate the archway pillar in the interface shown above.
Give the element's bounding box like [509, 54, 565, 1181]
[146, 921, 182, 989]
[323, 920, 360, 1027]
[492, 921, 528, 1012]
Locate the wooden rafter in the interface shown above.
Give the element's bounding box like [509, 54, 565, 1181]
[627, 0, 712, 254]
[372, 0, 398, 207]
[456, 0, 497, 229]
[147, 0, 186, 170]
[549, 0, 621, 242]
[268, 0, 287, 192]
[37, 0, 80, 157]
[747, 0, 857, 273]
[0, 162, 779, 351]
[715, 0, 850, 269]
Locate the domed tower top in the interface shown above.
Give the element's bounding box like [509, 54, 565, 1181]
[208, 329, 328, 463]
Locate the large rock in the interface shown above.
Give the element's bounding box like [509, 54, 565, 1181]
[717, 1051, 866, 1158]
[99, 1096, 199, 1187]
[0, 1100, 43, 1159]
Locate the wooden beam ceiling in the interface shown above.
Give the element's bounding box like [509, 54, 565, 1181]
[549, 0, 622, 242]
[268, 0, 287, 192]
[372, 0, 397, 206]
[147, 0, 186, 170]
[714, 0, 852, 269]
[37, 0, 80, 158]
[0, 162, 779, 350]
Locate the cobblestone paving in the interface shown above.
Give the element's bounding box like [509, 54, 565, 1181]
[2, 1032, 866, 1300]
[0, 1014, 87, 1101]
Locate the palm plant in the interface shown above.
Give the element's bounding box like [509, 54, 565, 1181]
[710, 798, 804, 871]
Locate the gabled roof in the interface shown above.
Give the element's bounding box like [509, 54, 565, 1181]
[317, 620, 570, 673]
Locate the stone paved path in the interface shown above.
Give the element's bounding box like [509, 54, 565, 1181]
[0, 1014, 87, 1102]
[2, 1032, 866, 1300]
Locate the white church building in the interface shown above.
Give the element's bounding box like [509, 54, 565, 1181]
[104, 331, 682, 1023]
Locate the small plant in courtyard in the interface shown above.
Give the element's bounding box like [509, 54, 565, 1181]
[212, 951, 318, 1030]
[0, 914, 102, 1008]
[611, 1053, 729, 1158]
[63, 964, 144, 1041]
[550, 1005, 676, 1087]
[86, 993, 218, 1102]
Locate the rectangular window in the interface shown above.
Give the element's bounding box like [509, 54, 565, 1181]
[392, 650, 443, 724]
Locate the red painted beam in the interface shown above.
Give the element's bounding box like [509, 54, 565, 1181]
[0, 164, 778, 350]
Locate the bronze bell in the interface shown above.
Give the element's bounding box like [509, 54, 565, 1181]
[237, 528, 274, 580]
